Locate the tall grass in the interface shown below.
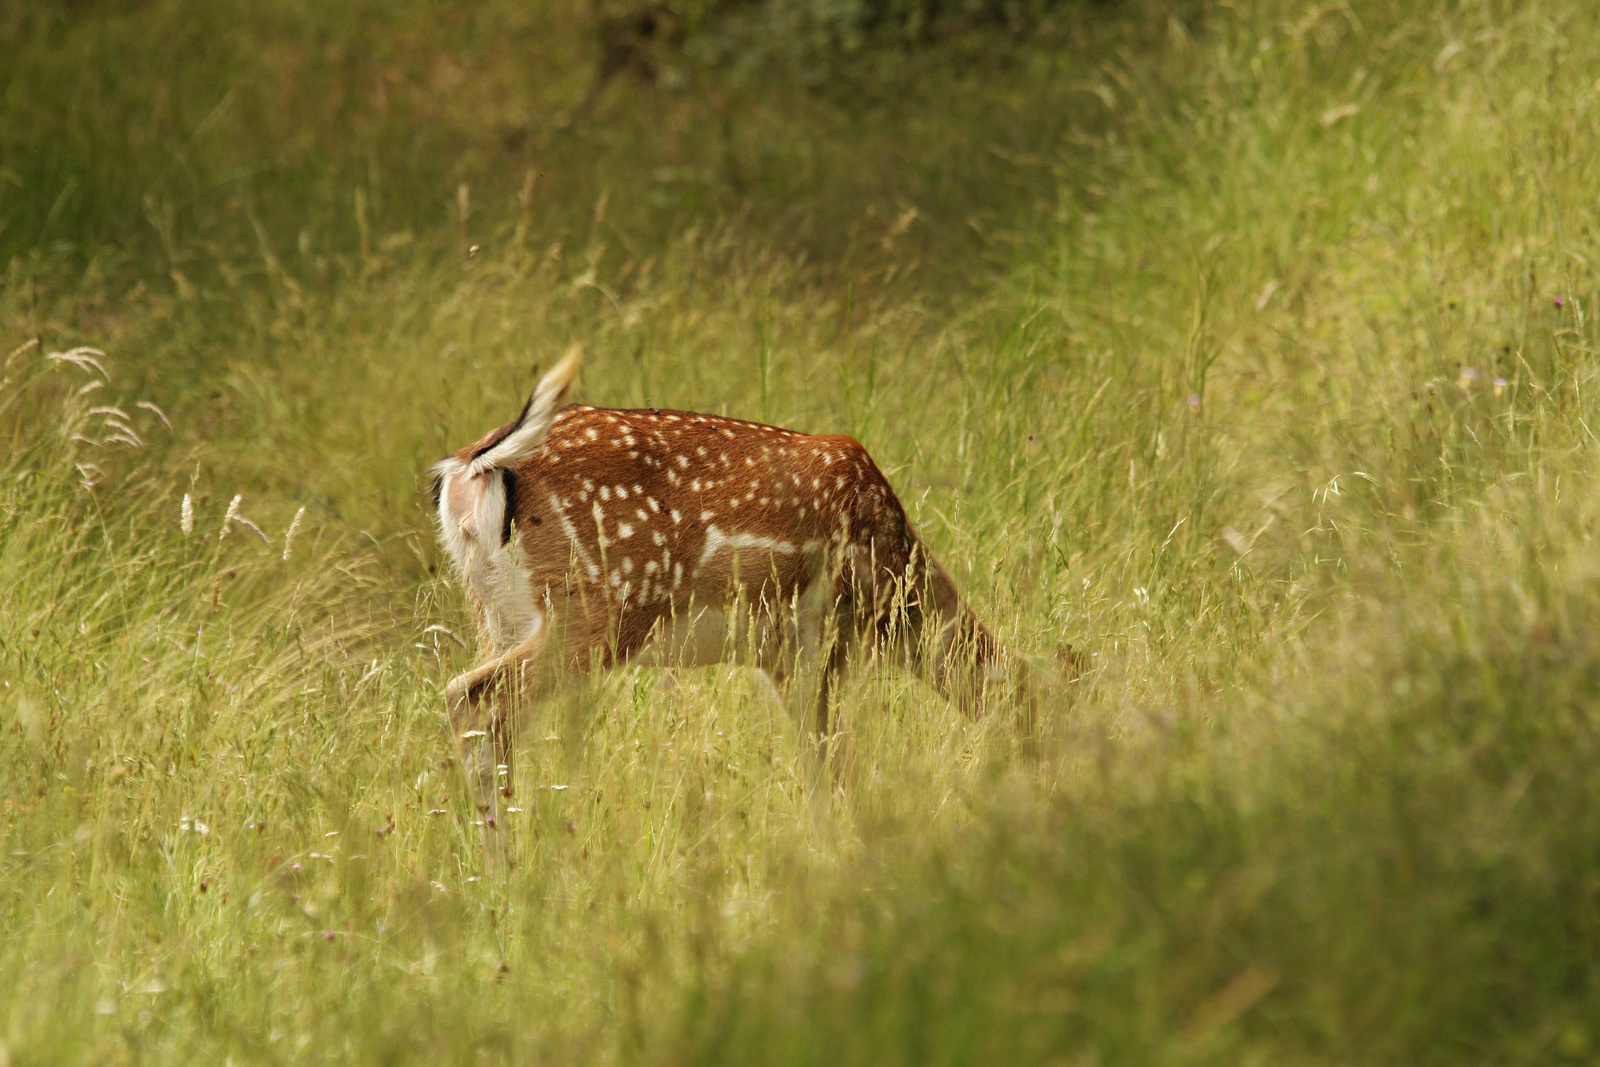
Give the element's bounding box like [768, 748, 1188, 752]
[661, 0, 1600, 1061]
[3, 0, 1599, 1062]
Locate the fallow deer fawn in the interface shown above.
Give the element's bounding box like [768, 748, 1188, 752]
[430, 349, 1032, 831]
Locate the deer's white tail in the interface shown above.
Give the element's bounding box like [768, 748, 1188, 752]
[432, 347, 582, 655]
[466, 346, 583, 477]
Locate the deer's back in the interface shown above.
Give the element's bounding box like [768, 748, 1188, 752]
[509, 405, 915, 653]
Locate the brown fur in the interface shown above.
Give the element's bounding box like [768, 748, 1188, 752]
[434, 398, 1030, 834]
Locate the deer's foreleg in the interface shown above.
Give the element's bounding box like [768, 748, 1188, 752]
[768, 578, 854, 803]
[445, 622, 558, 843]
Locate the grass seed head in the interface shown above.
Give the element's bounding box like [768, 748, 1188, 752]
[220, 494, 242, 540]
[283, 506, 306, 561]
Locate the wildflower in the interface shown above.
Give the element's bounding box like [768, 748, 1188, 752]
[1458, 366, 1479, 390]
[1554, 296, 1565, 309]
[181, 494, 194, 536]
[283, 506, 305, 561]
[1186, 393, 1202, 414]
[1494, 377, 1508, 398]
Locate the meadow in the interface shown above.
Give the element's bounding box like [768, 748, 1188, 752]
[3, 0, 1600, 1062]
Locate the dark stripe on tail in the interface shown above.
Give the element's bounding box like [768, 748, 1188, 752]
[500, 468, 517, 546]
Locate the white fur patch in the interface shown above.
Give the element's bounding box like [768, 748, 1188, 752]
[433, 457, 544, 654]
[694, 525, 799, 573]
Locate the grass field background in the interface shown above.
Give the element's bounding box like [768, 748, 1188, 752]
[4, 0, 1600, 1062]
